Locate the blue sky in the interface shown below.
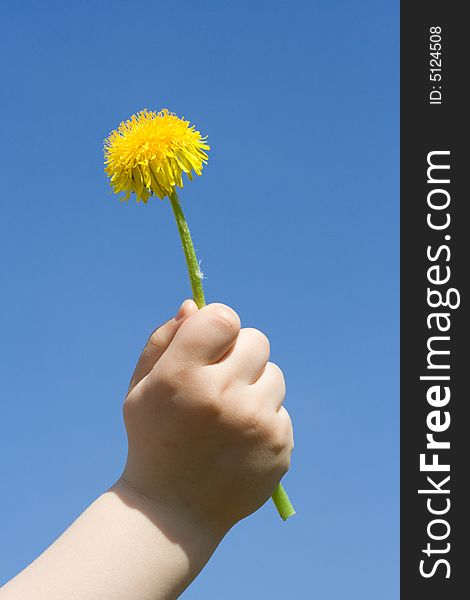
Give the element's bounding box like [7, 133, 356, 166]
[0, 1, 399, 598]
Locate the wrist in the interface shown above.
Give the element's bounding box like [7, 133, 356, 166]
[111, 477, 227, 570]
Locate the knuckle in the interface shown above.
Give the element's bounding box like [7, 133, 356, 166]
[200, 389, 223, 418]
[207, 303, 241, 335]
[152, 361, 184, 392]
[191, 370, 220, 404]
[268, 362, 285, 389]
[158, 365, 222, 415]
[237, 405, 267, 440]
[278, 408, 294, 452]
[270, 429, 293, 474]
[245, 328, 270, 356]
[270, 427, 290, 456]
[147, 325, 165, 350]
[147, 333, 160, 351]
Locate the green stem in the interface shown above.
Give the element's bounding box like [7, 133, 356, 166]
[168, 189, 295, 521]
[272, 482, 296, 521]
[169, 190, 206, 309]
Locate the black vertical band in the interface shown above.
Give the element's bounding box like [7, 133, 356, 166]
[401, 3, 468, 597]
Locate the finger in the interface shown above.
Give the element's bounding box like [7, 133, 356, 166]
[250, 362, 286, 411]
[128, 299, 198, 391]
[164, 303, 241, 366]
[215, 328, 270, 383]
[277, 406, 294, 455]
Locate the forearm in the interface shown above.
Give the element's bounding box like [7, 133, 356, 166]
[0, 480, 223, 600]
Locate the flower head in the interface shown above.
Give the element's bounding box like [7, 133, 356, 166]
[104, 109, 209, 202]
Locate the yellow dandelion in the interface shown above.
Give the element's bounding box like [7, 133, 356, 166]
[104, 109, 210, 203]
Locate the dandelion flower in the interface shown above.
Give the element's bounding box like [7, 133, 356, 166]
[104, 109, 210, 203]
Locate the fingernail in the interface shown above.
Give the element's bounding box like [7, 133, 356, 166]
[174, 301, 187, 322]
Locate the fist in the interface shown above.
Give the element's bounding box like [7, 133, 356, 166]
[121, 301, 293, 532]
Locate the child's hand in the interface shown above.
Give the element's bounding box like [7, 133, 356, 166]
[0, 300, 293, 600]
[120, 300, 293, 533]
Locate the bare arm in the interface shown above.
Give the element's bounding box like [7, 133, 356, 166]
[1, 483, 223, 600]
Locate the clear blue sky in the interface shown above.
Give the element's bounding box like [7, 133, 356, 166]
[0, 1, 399, 597]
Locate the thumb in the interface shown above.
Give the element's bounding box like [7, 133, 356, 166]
[128, 299, 198, 392]
[162, 303, 241, 366]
